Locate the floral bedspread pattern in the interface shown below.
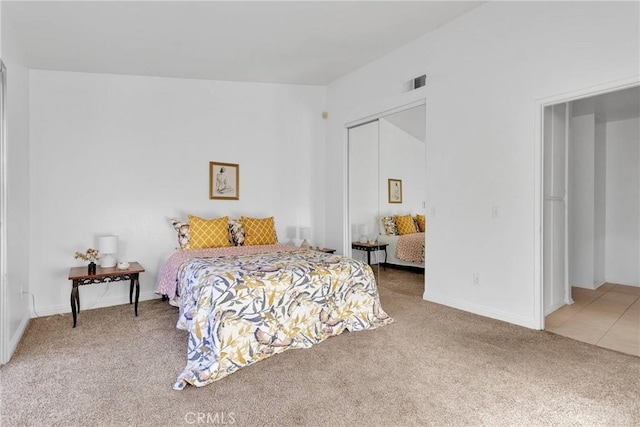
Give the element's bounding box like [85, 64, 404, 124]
[173, 249, 393, 390]
[156, 244, 301, 301]
[395, 232, 425, 263]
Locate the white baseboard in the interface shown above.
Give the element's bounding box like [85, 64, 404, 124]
[5, 313, 30, 363]
[423, 289, 538, 330]
[31, 291, 161, 318]
[572, 283, 600, 291]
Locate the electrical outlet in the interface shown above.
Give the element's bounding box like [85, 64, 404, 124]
[473, 273, 480, 286]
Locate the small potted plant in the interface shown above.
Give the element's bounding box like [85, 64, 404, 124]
[75, 248, 100, 275]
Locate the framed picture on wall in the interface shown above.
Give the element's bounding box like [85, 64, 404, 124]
[210, 162, 239, 200]
[388, 178, 402, 203]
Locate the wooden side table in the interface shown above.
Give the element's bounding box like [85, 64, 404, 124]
[68, 262, 145, 328]
[351, 242, 388, 269]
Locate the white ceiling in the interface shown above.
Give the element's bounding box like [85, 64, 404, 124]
[3, 1, 484, 85]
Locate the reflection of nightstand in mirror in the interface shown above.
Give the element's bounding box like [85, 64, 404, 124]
[314, 247, 336, 254]
[351, 242, 388, 269]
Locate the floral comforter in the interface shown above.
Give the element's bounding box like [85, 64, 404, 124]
[173, 248, 393, 390]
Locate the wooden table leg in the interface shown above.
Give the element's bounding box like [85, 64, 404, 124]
[134, 276, 140, 316]
[129, 278, 134, 304]
[71, 282, 79, 328]
[383, 247, 387, 271]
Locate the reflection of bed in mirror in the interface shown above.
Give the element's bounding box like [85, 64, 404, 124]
[378, 232, 424, 270]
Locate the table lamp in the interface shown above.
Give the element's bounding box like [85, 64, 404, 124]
[98, 235, 118, 268]
[358, 224, 370, 243]
[299, 227, 311, 248]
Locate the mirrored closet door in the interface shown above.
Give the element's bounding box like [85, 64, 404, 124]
[347, 103, 426, 288]
[349, 120, 381, 278]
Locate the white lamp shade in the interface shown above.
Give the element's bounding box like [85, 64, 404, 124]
[285, 227, 297, 240]
[358, 224, 370, 243]
[98, 235, 118, 254]
[98, 235, 118, 268]
[299, 227, 311, 249]
[358, 225, 370, 236]
[299, 227, 311, 240]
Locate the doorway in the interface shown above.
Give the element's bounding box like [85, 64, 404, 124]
[541, 84, 640, 355]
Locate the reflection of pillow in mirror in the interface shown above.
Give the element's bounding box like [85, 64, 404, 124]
[380, 216, 399, 236]
[188, 215, 232, 249]
[416, 214, 426, 232]
[395, 214, 418, 235]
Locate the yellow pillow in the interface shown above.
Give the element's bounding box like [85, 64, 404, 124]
[416, 214, 426, 232]
[187, 215, 231, 249]
[241, 216, 277, 246]
[395, 214, 417, 235]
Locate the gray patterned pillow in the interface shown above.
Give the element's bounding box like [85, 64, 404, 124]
[228, 218, 245, 246]
[170, 218, 191, 250]
[380, 216, 399, 236]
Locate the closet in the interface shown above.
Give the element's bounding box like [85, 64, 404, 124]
[347, 103, 426, 274]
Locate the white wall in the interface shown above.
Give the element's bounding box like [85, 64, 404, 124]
[593, 115, 607, 286]
[568, 110, 639, 290]
[29, 70, 326, 316]
[605, 117, 640, 286]
[1, 11, 31, 362]
[568, 113, 607, 290]
[326, 1, 639, 328]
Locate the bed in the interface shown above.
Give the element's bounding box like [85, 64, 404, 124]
[376, 214, 425, 269]
[378, 232, 425, 269]
[156, 244, 392, 390]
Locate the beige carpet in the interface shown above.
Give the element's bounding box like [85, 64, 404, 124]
[1, 269, 639, 426]
[375, 265, 424, 298]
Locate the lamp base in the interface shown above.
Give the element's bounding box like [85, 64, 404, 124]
[100, 254, 116, 268]
[300, 239, 310, 249]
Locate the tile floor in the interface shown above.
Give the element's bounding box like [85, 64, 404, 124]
[545, 284, 640, 356]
